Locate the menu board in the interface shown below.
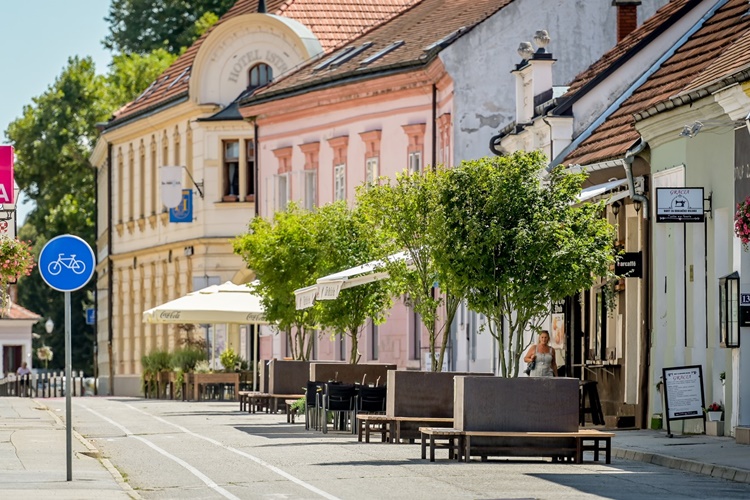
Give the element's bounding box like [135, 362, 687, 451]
[663, 365, 705, 421]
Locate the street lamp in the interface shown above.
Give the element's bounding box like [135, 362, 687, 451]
[45, 318, 54, 334]
[611, 201, 621, 218]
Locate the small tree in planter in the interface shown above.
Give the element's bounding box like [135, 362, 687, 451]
[141, 350, 171, 397]
[220, 347, 240, 372]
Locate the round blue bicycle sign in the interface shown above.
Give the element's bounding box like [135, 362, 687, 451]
[39, 234, 95, 292]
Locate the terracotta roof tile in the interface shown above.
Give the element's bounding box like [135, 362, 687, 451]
[5, 303, 42, 320]
[242, 0, 515, 104]
[108, 0, 417, 126]
[564, 0, 750, 167]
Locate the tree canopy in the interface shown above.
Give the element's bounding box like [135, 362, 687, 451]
[314, 202, 392, 363]
[233, 203, 320, 360]
[431, 152, 616, 377]
[357, 171, 460, 371]
[104, 0, 235, 54]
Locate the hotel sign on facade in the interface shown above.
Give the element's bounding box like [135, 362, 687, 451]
[655, 187, 704, 223]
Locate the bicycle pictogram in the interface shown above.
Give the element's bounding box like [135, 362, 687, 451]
[47, 253, 86, 276]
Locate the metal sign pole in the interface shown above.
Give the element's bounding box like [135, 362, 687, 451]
[65, 290, 72, 481]
[38, 234, 95, 483]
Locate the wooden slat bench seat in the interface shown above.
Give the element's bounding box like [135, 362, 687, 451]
[461, 429, 614, 464]
[357, 415, 454, 444]
[238, 392, 305, 414]
[357, 414, 393, 443]
[392, 417, 454, 444]
[271, 394, 304, 414]
[239, 391, 271, 413]
[419, 427, 465, 462]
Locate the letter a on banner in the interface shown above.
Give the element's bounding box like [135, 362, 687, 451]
[160, 165, 183, 209]
[0, 145, 15, 204]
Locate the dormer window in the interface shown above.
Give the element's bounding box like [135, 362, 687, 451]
[248, 63, 273, 91]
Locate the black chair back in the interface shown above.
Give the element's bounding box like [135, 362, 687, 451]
[306, 381, 325, 406]
[325, 383, 356, 411]
[357, 385, 387, 413]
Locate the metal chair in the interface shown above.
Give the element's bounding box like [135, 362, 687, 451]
[305, 381, 325, 430]
[322, 383, 356, 434]
[357, 385, 387, 414]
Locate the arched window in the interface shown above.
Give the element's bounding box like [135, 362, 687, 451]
[248, 63, 273, 90]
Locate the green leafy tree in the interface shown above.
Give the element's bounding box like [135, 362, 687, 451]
[357, 171, 460, 372]
[104, 0, 235, 54]
[314, 202, 392, 363]
[104, 49, 178, 108]
[432, 152, 616, 377]
[233, 203, 320, 360]
[6, 57, 108, 374]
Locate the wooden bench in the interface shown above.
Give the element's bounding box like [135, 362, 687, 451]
[239, 391, 271, 413]
[239, 392, 305, 414]
[357, 414, 393, 443]
[392, 417, 454, 443]
[271, 394, 304, 414]
[419, 427, 464, 462]
[461, 429, 614, 464]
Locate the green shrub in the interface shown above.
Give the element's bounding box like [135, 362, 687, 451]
[172, 346, 206, 372]
[220, 347, 240, 372]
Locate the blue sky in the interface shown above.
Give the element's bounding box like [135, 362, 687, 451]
[0, 1, 112, 225]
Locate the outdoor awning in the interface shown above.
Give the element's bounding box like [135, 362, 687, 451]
[293, 251, 411, 310]
[577, 178, 629, 203]
[143, 281, 267, 324]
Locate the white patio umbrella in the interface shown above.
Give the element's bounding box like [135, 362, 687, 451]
[143, 281, 267, 390]
[294, 251, 412, 310]
[143, 281, 266, 325]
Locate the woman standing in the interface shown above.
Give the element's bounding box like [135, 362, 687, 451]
[524, 330, 557, 377]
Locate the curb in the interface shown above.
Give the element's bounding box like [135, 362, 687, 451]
[612, 447, 750, 484]
[36, 399, 142, 499]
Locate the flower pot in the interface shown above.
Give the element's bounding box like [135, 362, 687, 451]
[707, 411, 723, 422]
[706, 420, 724, 436]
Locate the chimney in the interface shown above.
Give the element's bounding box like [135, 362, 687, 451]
[258, 0, 267, 14]
[613, 1, 641, 42]
[512, 31, 555, 124]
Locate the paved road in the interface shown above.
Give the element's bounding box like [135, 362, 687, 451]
[42, 397, 750, 500]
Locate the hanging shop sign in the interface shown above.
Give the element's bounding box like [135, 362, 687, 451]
[615, 251, 642, 278]
[655, 187, 704, 223]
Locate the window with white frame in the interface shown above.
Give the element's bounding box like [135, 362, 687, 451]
[245, 139, 255, 201]
[339, 334, 346, 361]
[370, 319, 379, 360]
[304, 170, 317, 210]
[411, 307, 421, 360]
[334, 164, 346, 201]
[365, 157, 378, 186]
[408, 151, 421, 175]
[275, 173, 289, 210]
[223, 140, 240, 200]
[248, 63, 273, 91]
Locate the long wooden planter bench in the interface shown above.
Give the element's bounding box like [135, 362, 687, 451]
[462, 429, 614, 463]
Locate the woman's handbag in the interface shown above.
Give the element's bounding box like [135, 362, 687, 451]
[524, 358, 536, 376]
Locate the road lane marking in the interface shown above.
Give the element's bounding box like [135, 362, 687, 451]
[81, 405, 241, 500]
[125, 403, 341, 500]
[80, 402, 341, 500]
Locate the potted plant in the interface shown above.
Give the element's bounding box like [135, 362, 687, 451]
[705, 402, 723, 422]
